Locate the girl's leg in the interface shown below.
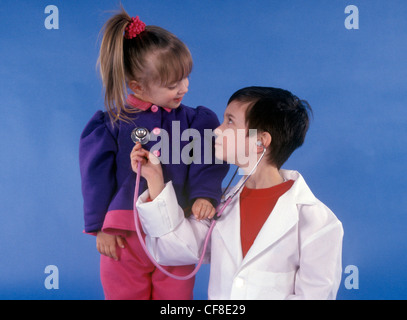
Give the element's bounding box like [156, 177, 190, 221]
[151, 264, 196, 300]
[100, 232, 155, 300]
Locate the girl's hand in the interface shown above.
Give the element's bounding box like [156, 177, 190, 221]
[130, 143, 164, 200]
[96, 231, 125, 261]
[192, 198, 216, 221]
[130, 143, 162, 179]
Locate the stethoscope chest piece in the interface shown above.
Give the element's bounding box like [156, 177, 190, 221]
[131, 127, 150, 145]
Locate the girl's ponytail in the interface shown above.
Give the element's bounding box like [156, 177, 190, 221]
[98, 9, 132, 123]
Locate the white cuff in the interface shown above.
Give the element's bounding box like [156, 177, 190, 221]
[135, 181, 184, 237]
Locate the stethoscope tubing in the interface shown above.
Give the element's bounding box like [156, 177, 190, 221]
[131, 131, 266, 280]
[133, 161, 232, 281]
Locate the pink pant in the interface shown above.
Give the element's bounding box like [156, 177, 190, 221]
[100, 231, 195, 300]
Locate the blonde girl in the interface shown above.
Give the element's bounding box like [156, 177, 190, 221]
[79, 8, 228, 300]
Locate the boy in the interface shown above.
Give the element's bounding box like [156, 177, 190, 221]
[131, 86, 344, 299]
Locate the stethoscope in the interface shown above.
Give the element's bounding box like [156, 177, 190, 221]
[131, 127, 266, 280]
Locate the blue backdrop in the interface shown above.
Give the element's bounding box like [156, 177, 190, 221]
[1, 0, 406, 300]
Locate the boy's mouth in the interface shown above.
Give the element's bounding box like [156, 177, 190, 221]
[214, 141, 223, 150]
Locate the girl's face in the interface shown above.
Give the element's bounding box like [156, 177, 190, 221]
[214, 101, 259, 171]
[142, 77, 189, 109]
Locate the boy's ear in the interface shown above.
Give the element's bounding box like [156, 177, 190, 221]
[128, 80, 144, 96]
[258, 132, 272, 151]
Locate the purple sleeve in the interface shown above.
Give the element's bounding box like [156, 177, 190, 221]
[79, 111, 118, 233]
[187, 107, 229, 207]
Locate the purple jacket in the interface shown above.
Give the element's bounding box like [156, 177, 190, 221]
[79, 104, 229, 234]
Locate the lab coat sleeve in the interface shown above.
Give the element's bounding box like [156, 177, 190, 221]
[288, 202, 344, 300]
[136, 181, 211, 266]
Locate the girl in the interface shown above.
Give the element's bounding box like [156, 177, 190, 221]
[79, 8, 228, 300]
[132, 86, 344, 299]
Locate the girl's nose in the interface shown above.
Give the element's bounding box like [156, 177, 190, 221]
[179, 78, 189, 94]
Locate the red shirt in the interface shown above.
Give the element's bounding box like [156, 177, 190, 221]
[240, 180, 294, 258]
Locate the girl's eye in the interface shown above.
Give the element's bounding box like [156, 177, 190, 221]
[227, 118, 233, 124]
[167, 83, 178, 90]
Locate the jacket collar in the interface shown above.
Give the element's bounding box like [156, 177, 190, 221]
[126, 94, 172, 113]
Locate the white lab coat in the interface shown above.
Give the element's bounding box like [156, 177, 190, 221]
[136, 170, 344, 300]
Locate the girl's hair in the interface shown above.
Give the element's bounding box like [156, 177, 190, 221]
[228, 86, 313, 169]
[98, 8, 193, 123]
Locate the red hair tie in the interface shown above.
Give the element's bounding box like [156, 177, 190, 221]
[124, 16, 146, 39]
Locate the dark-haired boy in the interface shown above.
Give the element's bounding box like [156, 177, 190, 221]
[132, 86, 344, 300]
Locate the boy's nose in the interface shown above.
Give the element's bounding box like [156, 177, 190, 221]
[214, 127, 222, 136]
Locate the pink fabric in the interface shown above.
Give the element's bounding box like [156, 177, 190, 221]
[102, 209, 135, 237]
[126, 94, 172, 113]
[82, 210, 135, 237]
[100, 231, 195, 300]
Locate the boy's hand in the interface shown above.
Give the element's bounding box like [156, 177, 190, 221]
[192, 198, 216, 221]
[96, 231, 125, 261]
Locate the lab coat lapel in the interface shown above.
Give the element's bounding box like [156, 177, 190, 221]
[215, 170, 316, 270]
[242, 193, 299, 266]
[241, 170, 316, 267]
[215, 183, 244, 267]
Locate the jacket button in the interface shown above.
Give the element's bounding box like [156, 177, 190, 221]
[153, 150, 161, 157]
[152, 127, 161, 135]
[151, 105, 159, 113]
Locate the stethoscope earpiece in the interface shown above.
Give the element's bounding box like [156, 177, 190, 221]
[256, 141, 266, 151]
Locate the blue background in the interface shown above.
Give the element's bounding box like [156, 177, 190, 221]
[1, 0, 406, 300]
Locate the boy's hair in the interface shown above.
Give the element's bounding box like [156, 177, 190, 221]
[228, 86, 313, 169]
[98, 7, 193, 123]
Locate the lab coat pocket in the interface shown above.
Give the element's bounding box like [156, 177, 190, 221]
[247, 269, 296, 300]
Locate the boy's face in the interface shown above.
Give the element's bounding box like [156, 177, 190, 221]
[214, 101, 258, 170]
